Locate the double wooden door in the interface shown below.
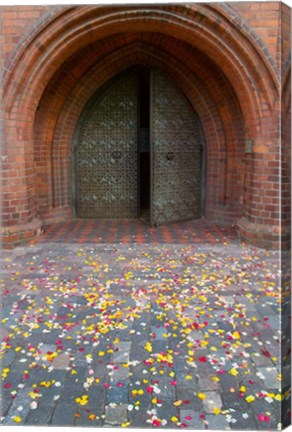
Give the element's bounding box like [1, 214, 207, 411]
[76, 68, 202, 225]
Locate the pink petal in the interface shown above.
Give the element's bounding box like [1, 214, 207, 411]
[258, 414, 270, 422]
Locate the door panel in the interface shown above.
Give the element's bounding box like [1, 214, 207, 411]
[76, 73, 138, 218]
[150, 69, 201, 226]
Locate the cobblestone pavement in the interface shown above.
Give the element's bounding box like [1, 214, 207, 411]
[0, 238, 289, 429]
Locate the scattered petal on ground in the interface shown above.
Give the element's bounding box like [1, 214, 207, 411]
[0, 236, 287, 429]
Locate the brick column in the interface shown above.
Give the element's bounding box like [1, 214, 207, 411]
[238, 117, 281, 249]
[0, 121, 42, 248]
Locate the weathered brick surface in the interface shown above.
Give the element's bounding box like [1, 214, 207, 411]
[281, 3, 291, 249]
[230, 2, 281, 69]
[0, 3, 290, 248]
[1, 6, 54, 61]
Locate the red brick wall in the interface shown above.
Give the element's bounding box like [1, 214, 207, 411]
[0, 3, 289, 248]
[1, 6, 52, 60]
[281, 3, 291, 247]
[230, 2, 281, 68]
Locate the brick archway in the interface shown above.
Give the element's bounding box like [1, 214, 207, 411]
[1, 4, 283, 248]
[34, 40, 243, 226]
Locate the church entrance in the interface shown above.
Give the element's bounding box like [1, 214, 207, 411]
[75, 67, 203, 226]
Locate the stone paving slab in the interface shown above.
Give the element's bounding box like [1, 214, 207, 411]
[113, 342, 132, 363]
[0, 241, 286, 429]
[180, 409, 205, 428]
[105, 403, 128, 425]
[202, 392, 223, 414]
[256, 367, 280, 390]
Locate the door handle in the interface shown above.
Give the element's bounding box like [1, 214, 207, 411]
[166, 152, 174, 161]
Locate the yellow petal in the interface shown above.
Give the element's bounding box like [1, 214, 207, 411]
[144, 342, 153, 353]
[245, 395, 255, 403]
[75, 395, 89, 406]
[13, 416, 22, 423]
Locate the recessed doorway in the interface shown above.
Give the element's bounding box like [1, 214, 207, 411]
[75, 67, 203, 226]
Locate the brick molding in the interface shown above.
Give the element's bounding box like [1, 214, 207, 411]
[237, 216, 290, 250]
[0, 218, 42, 249]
